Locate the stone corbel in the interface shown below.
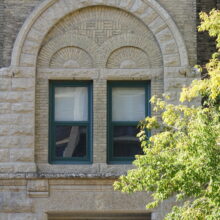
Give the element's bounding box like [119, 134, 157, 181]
[179, 66, 201, 78]
[27, 179, 49, 198]
[0, 66, 21, 78]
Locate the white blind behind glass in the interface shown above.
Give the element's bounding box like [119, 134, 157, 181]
[112, 87, 145, 121]
[55, 87, 88, 121]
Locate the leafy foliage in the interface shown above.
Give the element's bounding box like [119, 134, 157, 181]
[114, 10, 220, 219]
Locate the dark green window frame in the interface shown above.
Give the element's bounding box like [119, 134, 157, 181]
[107, 81, 151, 164]
[49, 81, 93, 164]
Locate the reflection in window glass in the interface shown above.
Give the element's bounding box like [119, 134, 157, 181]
[55, 125, 87, 158]
[113, 126, 142, 157]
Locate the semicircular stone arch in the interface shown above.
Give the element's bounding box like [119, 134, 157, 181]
[9, 0, 191, 172]
[37, 6, 163, 69]
[12, 0, 189, 68]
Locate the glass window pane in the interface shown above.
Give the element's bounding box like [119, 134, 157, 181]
[112, 87, 145, 121]
[55, 87, 88, 121]
[113, 126, 143, 157]
[55, 125, 87, 158]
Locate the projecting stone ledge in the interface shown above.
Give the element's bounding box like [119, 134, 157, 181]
[0, 172, 125, 179]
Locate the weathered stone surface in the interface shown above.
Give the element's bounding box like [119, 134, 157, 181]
[0, 191, 33, 213]
[0, 136, 34, 148]
[10, 149, 34, 162]
[0, 79, 11, 91]
[11, 125, 34, 136]
[0, 214, 8, 220]
[14, 163, 36, 173]
[0, 92, 23, 102]
[11, 103, 34, 113]
[0, 103, 11, 114]
[164, 54, 180, 67]
[12, 78, 34, 91]
[27, 179, 49, 198]
[8, 214, 36, 220]
[0, 149, 9, 162]
[0, 163, 14, 173]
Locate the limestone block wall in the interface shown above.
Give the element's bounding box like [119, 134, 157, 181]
[0, 178, 174, 220]
[0, 0, 201, 219]
[0, 67, 36, 173]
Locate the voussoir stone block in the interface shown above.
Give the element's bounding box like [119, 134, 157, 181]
[119, 0, 134, 10]
[148, 17, 167, 34]
[140, 7, 158, 25]
[160, 40, 178, 55]
[156, 28, 174, 43]
[164, 54, 180, 67]
[22, 40, 40, 55]
[20, 54, 36, 67]
[130, 0, 148, 15]
[27, 28, 44, 44]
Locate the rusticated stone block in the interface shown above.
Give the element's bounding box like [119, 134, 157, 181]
[0, 103, 11, 114]
[0, 214, 8, 220]
[0, 114, 20, 125]
[0, 163, 14, 172]
[22, 91, 35, 102]
[10, 149, 34, 162]
[11, 125, 34, 136]
[0, 149, 9, 162]
[8, 213, 36, 220]
[0, 191, 33, 213]
[0, 92, 23, 103]
[0, 79, 11, 91]
[11, 78, 34, 91]
[11, 103, 34, 113]
[14, 163, 36, 173]
[0, 126, 10, 136]
[0, 136, 34, 148]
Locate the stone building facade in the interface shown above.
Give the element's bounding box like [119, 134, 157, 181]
[0, 0, 217, 219]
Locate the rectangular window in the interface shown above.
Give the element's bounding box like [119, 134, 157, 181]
[49, 81, 92, 164]
[107, 81, 150, 164]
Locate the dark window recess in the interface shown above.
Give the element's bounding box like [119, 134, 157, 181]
[107, 81, 151, 164]
[49, 81, 92, 164]
[55, 126, 87, 158]
[113, 126, 143, 157]
[48, 212, 152, 220]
